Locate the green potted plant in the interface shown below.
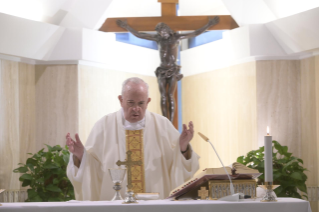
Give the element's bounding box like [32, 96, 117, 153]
[13, 145, 75, 202]
[237, 140, 308, 199]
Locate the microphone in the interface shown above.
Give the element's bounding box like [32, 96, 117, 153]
[198, 132, 240, 201]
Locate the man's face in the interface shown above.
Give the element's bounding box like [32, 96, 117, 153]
[118, 83, 151, 123]
[158, 29, 170, 39]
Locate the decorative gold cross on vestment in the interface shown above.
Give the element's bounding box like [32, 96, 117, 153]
[116, 150, 142, 191]
[198, 187, 209, 200]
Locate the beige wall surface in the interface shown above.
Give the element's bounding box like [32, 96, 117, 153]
[182, 62, 258, 174]
[35, 65, 79, 150]
[300, 56, 319, 211]
[0, 60, 35, 189]
[256, 60, 301, 156]
[78, 65, 161, 144]
[301, 56, 319, 186]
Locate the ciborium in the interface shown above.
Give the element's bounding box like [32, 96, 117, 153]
[108, 168, 127, 201]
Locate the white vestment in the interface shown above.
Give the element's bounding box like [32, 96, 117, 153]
[67, 110, 200, 200]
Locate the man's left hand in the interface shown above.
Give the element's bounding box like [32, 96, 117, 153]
[179, 121, 194, 152]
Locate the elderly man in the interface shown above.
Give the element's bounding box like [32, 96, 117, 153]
[66, 77, 199, 200]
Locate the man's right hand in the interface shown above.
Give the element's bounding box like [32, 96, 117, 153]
[66, 133, 84, 161]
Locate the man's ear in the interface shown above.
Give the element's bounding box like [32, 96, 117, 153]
[147, 98, 151, 104]
[118, 95, 123, 106]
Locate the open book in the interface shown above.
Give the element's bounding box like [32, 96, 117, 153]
[168, 162, 262, 199]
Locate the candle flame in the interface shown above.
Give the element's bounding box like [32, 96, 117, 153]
[267, 126, 270, 135]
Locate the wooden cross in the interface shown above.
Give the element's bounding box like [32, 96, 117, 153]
[198, 187, 209, 200]
[116, 150, 142, 191]
[99, 0, 238, 32]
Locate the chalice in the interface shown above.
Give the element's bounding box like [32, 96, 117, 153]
[108, 168, 127, 201]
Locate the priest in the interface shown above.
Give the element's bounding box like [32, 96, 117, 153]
[66, 77, 199, 200]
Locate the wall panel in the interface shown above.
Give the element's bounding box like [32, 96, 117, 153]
[19, 63, 36, 168]
[300, 55, 319, 211]
[35, 65, 78, 150]
[0, 60, 36, 190]
[182, 62, 258, 174]
[0, 60, 20, 189]
[256, 60, 301, 156]
[300, 56, 318, 185]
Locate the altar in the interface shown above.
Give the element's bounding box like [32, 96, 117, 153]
[1, 198, 311, 212]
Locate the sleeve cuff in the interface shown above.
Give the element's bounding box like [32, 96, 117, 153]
[69, 150, 87, 182]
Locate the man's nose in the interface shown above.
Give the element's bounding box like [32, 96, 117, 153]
[132, 106, 140, 111]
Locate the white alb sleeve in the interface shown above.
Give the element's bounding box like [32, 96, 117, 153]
[68, 150, 87, 182]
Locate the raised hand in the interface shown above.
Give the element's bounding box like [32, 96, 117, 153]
[66, 133, 84, 161]
[179, 121, 194, 152]
[208, 16, 220, 26]
[116, 19, 128, 29]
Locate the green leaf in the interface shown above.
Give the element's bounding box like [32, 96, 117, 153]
[26, 163, 34, 172]
[285, 153, 292, 158]
[29, 195, 43, 202]
[282, 146, 288, 154]
[275, 186, 283, 195]
[297, 158, 304, 164]
[45, 144, 53, 152]
[275, 144, 284, 154]
[17, 167, 29, 173]
[54, 156, 64, 166]
[53, 178, 59, 185]
[273, 172, 282, 180]
[297, 183, 307, 193]
[283, 159, 298, 170]
[46, 184, 62, 193]
[43, 163, 60, 169]
[26, 158, 37, 166]
[22, 180, 31, 187]
[290, 172, 303, 180]
[19, 174, 33, 181]
[52, 145, 62, 152]
[292, 192, 302, 199]
[36, 177, 44, 183]
[63, 154, 69, 164]
[68, 189, 75, 197]
[48, 197, 62, 202]
[27, 189, 37, 198]
[300, 172, 307, 181]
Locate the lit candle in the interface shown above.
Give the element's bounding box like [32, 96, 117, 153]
[264, 126, 273, 182]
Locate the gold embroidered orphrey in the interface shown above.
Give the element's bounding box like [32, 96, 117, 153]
[116, 130, 145, 193]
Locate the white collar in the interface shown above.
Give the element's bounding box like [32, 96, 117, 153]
[121, 108, 145, 130]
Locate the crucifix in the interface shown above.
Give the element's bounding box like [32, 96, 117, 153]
[198, 187, 209, 200]
[99, 0, 238, 128]
[116, 150, 142, 191]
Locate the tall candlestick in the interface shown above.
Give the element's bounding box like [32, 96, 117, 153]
[264, 126, 273, 182]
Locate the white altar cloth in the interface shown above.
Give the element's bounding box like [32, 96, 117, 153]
[0, 198, 311, 212]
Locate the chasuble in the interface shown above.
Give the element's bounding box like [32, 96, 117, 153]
[67, 110, 200, 200]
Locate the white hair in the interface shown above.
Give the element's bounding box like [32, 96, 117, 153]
[121, 77, 149, 97]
